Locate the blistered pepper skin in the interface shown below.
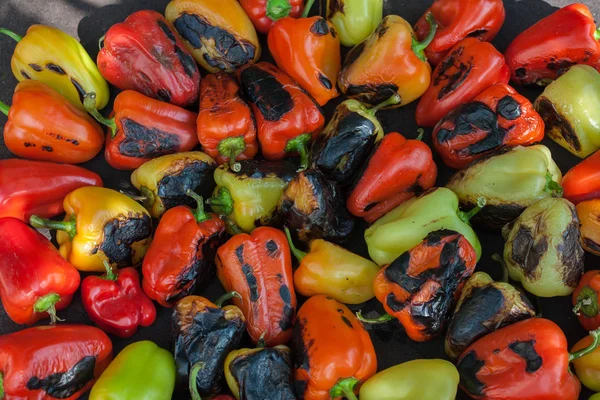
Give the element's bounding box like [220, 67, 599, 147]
[577, 200, 600, 256]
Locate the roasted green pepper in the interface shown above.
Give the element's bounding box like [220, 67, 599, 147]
[326, 0, 383, 47]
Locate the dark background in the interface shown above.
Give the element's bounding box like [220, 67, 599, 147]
[1, 0, 599, 399]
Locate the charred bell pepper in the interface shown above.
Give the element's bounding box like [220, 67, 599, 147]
[432, 83, 545, 169]
[165, 0, 261, 73]
[0, 80, 104, 164]
[337, 14, 437, 107]
[98, 10, 200, 107]
[240, 0, 303, 34]
[207, 160, 296, 233]
[360, 230, 477, 342]
[278, 169, 354, 244]
[285, 227, 379, 304]
[90, 341, 175, 400]
[573, 271, 600, 331]
[359, 359, 459, 400]
[577, 200, 600, 256]
[502, 197, 584, 297]
[0, 325, 113, 400]
[197, 72, 258, 171]
[0, 217, 80, 325]
[82, 261, 156, 338]
[445, 145, 562, 230]
[326, 0, 383, 47]
[0, 159, 102, 221]
[292, 294, 377, 400]
[130, 151, 216, 218]
[534, 65, 600, 158]
[0, 25, 109, 110]
[563, 150, 600, 205]
[238, 62, 325, 169]
[413, 0, 506, 67]
[84, 90, 199, 170]
[365, 187, 483, 266]
[571, 330, 600, 392]
[445, 271, 535, 360]
[504, 4, 600, 86]
[30, 186, 152, 272]
[143, 192, 226, 307]
[173, 293, 246, 398]
[216, 227, 296, 346]
[347, 131, 437, 223]
[309, 95, 400, 185]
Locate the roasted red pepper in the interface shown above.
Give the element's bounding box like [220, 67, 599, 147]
[347, 132, 437, 223]
[240, 0, 303, 34]
[504, 4, 600, 85]
[0, 159, 102, 221]
[97, 10, 200, 107]
[562, 149, 600, 205]
[197, 72, 258, 171]
[413, 0, 506, 66]
[415, 37, 510, 127]
[84, 90, 198, 170]
[82, 260, 156, 338]
[573, 271, 600, 331]
[143, 191, 226, 307]
[237, 62, 325, 170]
[0, 217, 80, 325]
[0, 325, 113, 400]
[432, 83, 545, 169]
[216, 226, 297, 346]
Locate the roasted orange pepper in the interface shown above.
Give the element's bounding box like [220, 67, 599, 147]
[576, 199, 600, 257]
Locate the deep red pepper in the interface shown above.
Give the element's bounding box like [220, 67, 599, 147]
[573, 271, 600, 331]
[239, 0, 303, 34]
[562, 149, 600, 205]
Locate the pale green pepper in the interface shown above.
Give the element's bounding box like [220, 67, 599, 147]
[326, 0, 383, 47]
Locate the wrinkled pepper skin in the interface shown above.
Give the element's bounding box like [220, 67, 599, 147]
[0, 217, 80, 325]
[131, 151, 216, 218]
[502, 197, 584, 297]
[216, 227, 297, 346]
[365, 187, 482, 266]
[90, 341, 175, 400]
[433, 83, 545, 169]
[0, 25, 109, 110]
[165, 0, 261, 73]
[534, 65, 600, 158]
[446, 145, 562, 230]
[172, 295, 246, 397]
[416, 38, 510, 128]
[268, 16, 340, 106]
[1, 80, 104, 164]
[292, 295, 377, 400]
[573, 271, 600, 331]
[240, 0, 303, 34]
[326, 0, 383, 47]
[359, 359, 459, 400]
[98, 10, 200, 107]
[577, 200, 600, 256]
[563, 150, 600, 205]
[413, 0, 506, 67]
[445, 271, 535, 360]
[0, 159, 102, 221]
[347, 132, 437, 223]
[571, 333, 600, 393]
[0, 325, 113, 400]
[504, 4, 600, 86]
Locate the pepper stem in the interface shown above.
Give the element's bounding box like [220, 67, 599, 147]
[545, 171, 563, 197]
[102, 260, 118, 281]
[329, 377, 360, 400]
[139, 186, 155, 212]
[267, 0, 293, 20]
[215, 291, 242, 308]
[284, 226, 307, 262]
[412, 13, 437, 63]
[0, 99, 9, 117]
[98, 34, 105, 50]
[30, 215, 77, 241]
[84, 92, 117, 137]
[217, 136, 246, 172]
[491, 253, 509, 283]
[189, 361, 205, 400]
[366, 94, 402, 115]
[356, 310, 393, 324]
[458, 197, 486, 223]
[0, 28, 23, 42]
[595, 28, 600, 41]
[186, 190, 210, 223]
[285, 133, 312, 171]
[570, 328, 600, 362]
[416, 128, 425, 141]
[301, 0, 316, 18]
[34, 293, 64, 325]
[207, 186, 234, 216]
[257, 333, 266, 348]
[573, 286, 598, 317]
[0, 372, 4, 400]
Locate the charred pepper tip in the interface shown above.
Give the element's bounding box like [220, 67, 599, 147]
[284, 226, 307, 262]
[189, 361, 205, 400]
[83, 92, 117, 137]
[329, 377, 360, 400]
[356, 310, 393, 324]
[0, 27, 23, 42]
[545, 171, 563, 197]
[207, 186, 234, 216]
[569, 328, 600, 362]
[284, 133, 312, 171]
[411, 13, 437, 63]
[33, 292, 64, 325]
[186, 190, 210, 223]
[267, 0, 293, 20]
[102, 259, 118, 281]
[217, 136, 246, 172]
[215, 291, 242, 307]
[29, 215, 77, 241]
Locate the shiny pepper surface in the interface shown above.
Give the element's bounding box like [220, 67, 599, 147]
[573, 271, 600, 331]
[571, 331, 600, 393]
[577, 199, 600, 256]
[240, 0, 303, 34]
[563, 150, 600, 205]
[326, 0, 383, 47]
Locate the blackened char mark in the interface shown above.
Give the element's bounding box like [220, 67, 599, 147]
[467, 29, 489, 38]
[100, 214, 152, 266]
[497, 96, 522, 120]
[508, 340, 542, 373]
[469, 201, 524, 231]
[70, 78, 86, 104]
[266, 240, 279, 257]
[510, 226, 547, 278]
[175, 45, 198, 78]
[385, 252, 425, 295]
[235, 159, 296, 182]
[341, 315, 353, 328]
[21, 70, 31, 79]
[515, 68, 527, 78]
[239, 65, 294, 121]
[46, 63, 66, 75]
[157, 88, 172, 102]
[42, 146, 53, 152]
[242, 263, 259, 302]
[120, 118, 181, 158]
[291, 317, 311, 397]
[158, 19, 178, 43]
[547, 59, 576, 76]
[343, 41, 365, 67]
[558, 219, 584, 287]
[318, 73, 333, 90]
[584, 237, 600, 253]
[457, 350, 486, 396]
[536, 96, 581, 152]
[28, 63, 43, 71]
[345, 83, 399, 106]
[236, 244, 245, 264]
[157, 161, 216, 210]
[434, 47, 473, 100]
[310, 18, 330, 35]
[279, 285, 294, 331]
[27, 356, 96, 399]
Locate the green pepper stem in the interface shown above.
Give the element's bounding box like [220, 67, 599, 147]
[217, 136, 246, 172]
[98, 34, 105, 50]
[573, 298, 593, 316]
[257, 333, 266, 348]
[458, 197, 486, 223]
[84, 92, 117, 137]
[415, 128, 425, 141]
[573, 286, 598, 318]
[34, 293, 64, 325]
[189, 361, 205, 400]
[366, 94, 402, 115]
[595, 28, 600, 41]
[139, 186, 155, 212]
[102, 260, 118, 281]
[0, 99, 9, 117]
[267, 0, 293, 20]
[570, 328, 600, 362]
[491, 254, 509, 283]
[30, 215, 77, 241]
[284, 226, 307, 262]
[215, 291, 242, 308]
[302, 0, 316, 18]
[329, 377, 360, 400]
[0, 372, 4, 400]
[225, 218, 244, 235]
[0, 28, 23, 42]
[285, 133, 312, 171]
[356, 310, 393, 324]
[207, 186, 234, 216]
[545, 171, 563, 197]
[187, 190, 210, 223]
[412, 13, 437, 63]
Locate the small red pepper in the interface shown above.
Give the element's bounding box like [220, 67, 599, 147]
[562, 149, 600, 205]
[573, 271, 600, 331]
[239, 0, 303, 34]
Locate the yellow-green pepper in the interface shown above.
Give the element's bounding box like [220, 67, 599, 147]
[326, 0, 383, 47]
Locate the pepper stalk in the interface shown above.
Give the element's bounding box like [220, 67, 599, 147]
[329, 377, 360, 400]
[268, 0, 293, 20]
[412, 13, 437, 63]
[0, 372, 3, 399]
[573, 286, 598, 317]
[0, 27, 23, 42]
[301, 0, 315, 18]
[30, 215, 77, 241]
[214, 291, 242, 308]
[101, 260, 118, 281]
[0, 99, 9, 117]
[285, 133, 312, 171]
[365, 94, 401, 116]
[33, 292, 64, 325]
[569, 328, 600, 362]
[207, 186, 235, 216]
[187, 190, 210, 223]
[458, 197, 486, 223]
[84, 92, 117, 137]
[189, 361, 205, 400]
[284, 226, 307, 262]
[217, 137, 245, 172]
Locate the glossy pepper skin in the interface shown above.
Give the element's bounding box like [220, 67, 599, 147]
[0, 325, 113, 400]
[90, 341, 175, 400]
[416, 38, 510, 128]
[0, 217, 80, 325]
[292, 295, 377, 400]
[197, 72, 258, 171]
[338, 14, 437, 107]
[413, 0, 506, 67]
[574, 271, 600, 331]
[165, 0, 261, 73]
[98, 10, 200, 107]
[0, 25, 109, 110]
[216, 227, 297, 346]
[241, 0, 303, 34]
[433, 83, 545, 169]
[0, 159, 101, 221]
[326, 0, 383, 47]
[347, 132, 437, 223]
[504, 4, 600, 86]
[571, 331, 600, 392]
[563, 150, 600, 205]
[0, 80, 104, 164]
[238, 62, 325, 169]
[577, 200, 600, 256]
[143, 192, 226, 307]
[30, 186, 153, 272]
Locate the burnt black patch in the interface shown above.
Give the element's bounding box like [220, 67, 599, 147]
[157, 88, 172, 102]
[457, 351, 486, 396]
[291, 319, 311, 397]
[515, 68, 527, 78]
[345, 83, 399, 105]
[27, 356, 96, 398]
[434, 46, 473, 100]
[584, 238, 600, 253]
[239, 65, 293, 121]
[547, 59, 576, 76]
[242, 263, 259, 302]
[70, 78, 86, 104]
[46, 63, 66, 75]
[28, 63, 43, 71]
[318, 73, 333, 90]
[235, 244, 245, 264]
[467, 29, 489, 38]
[310, 18, 330, 35]
[558, 219, 584, 287]
[24, 142, 35, 147]
[468, 201, 525, 230]
[536, 97, 581, 151]
[235, 159, 296, 181]
[279, 302, 295, 331]
[21, 70, 31, 79]
[156, 160, 216, 211]
[510, 226, 547, 278]
[266, 240, 279, 257]
[341, 315, 353, 328]
[41, 146, 53, 152]
[509, 340, 542, 373]
[120, 118, 181, 158]
[497, 96, 522, 120]
[175, 45, 198, 78]
[279, 284, 291, 304]
[385, 252, 425, 295]
[343, 40, 365, 67]
[99, 214, 152, 267]
[158, 19, 177, 43]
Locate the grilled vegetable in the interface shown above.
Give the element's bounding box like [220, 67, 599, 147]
[571, 330, 600, 393]
[326, 0, 383, 47]
[562, 150, 600, 205]
[577, 199, 600, 256]
[573, 271, 600, 331]
[239, 0, 303, 34]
